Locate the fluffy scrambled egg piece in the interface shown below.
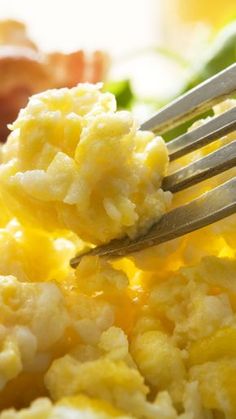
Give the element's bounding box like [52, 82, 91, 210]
[0, 395, 133, 418]
[0, 83, 170, 244]
[0, 89, 235, 418]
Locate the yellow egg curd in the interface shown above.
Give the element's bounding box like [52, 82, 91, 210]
[0, 83, 170, 244]
[0, 86, 235, 419]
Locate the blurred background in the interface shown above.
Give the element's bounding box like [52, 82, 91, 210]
[0, 0, 235, 141]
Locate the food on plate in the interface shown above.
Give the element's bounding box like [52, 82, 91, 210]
[0, 86, 235, 418]
[0, 20, 109, 142]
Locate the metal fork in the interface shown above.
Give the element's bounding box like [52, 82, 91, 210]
[71, 64, 236, 268]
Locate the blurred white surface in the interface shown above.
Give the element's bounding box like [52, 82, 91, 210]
[0, 0, 162, 54]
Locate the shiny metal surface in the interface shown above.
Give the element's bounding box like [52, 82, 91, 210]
[141, 64, 236, 134]
[167, 106, 236, 161]
[163, 140, 236, 193]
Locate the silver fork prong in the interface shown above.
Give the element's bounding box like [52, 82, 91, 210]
[167, 106, 236, 161]
[163, 140, 236, 193]
[141, 63, 236, 134]
[70, 177, 236, 267]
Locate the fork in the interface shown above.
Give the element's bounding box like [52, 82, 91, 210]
[70, 64, 236, 268]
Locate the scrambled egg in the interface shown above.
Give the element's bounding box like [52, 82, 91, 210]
[0, 85, 235, 418]
[0, 395, 133, 418]
[0, 83, 170, 244]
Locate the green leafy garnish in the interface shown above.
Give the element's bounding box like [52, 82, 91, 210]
[103, 80, 135, 109]
[182, 22, 236, 92]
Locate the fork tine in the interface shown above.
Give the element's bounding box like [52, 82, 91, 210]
[70, 177, 236, 266]
[163, 140, 236, 193]
[141, 64, 236, 134]
[167, 106, 236, 161]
